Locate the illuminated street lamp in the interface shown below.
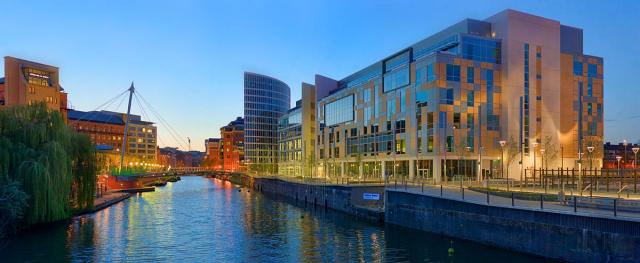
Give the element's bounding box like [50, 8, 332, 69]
[540, 148, 546, 171]
[616, 155, 623, 190]
[623, 140, 628, 167]
[633, 147, 640, 169]
[499, 140, 507, 190]
[587, 146, 595, 171]
[532, 142, 539, 183]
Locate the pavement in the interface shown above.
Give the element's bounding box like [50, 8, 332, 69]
[387, 183, 640, 222]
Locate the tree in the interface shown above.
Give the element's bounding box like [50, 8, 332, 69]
[505, 136, 520, 180]
[0, 103, 97, 230]
[540, 135, 559, 170]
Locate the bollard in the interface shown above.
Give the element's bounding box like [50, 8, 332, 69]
[486, 190, 490, 204]
[462, 187, 465, 200]
[540, 195, 543, 210]
[573, 196, 577, 213]
[421, 181, 424, 193]
[614, 199, 617, 217]
[511, 192, 514, 206]
[440, 185, 443, 196]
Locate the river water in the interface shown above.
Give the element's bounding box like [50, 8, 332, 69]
[0, 176, 544, 262]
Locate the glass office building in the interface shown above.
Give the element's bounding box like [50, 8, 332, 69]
[244, 72, 290, 174]
[313, 9, 604, 182]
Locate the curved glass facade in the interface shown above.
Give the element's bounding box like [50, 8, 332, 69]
[244, 72, 290, 174]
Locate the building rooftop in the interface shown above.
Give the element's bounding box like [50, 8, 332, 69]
[68, 110, 125, 125]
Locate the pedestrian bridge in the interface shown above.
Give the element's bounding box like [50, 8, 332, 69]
[168, 167, 219, 173]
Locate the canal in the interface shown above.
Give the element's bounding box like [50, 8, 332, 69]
[1, 176, 545, 262]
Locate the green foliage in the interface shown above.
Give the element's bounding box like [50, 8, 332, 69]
[0, 181, 29, 239]
[0, 103, 97, 230]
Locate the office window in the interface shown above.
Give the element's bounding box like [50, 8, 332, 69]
[416, 66, 424, 86]
[446, 136, 453, 152]
[466, 67, 474, 83]
[453, 113, 460, 128]
[467, 91, 474, 107]
[439, 111, 447, 129]
[440, 88, 454, 105]
[587, 103, 592, 116]
[387, 97, 396, 118]
[573, 60, 583, 76]
[395, 139, 406, 154]
[426, 63, 436, 82]
[427, 112, 434, 130]
[587, 78, 593, 97]
[399, 89, 406, 113]
[416, 90, 428, 107]
[588, 64, 597, 78]
[446, 64, 460, 81]
[395, 119, 406, 134]
[325, 95, 354, 126]
[427, 136, 434, 152]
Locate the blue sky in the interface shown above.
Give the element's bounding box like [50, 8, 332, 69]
[1, 0, 638, 151]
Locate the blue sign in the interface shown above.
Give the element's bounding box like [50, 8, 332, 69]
[363, 193, 380, 200]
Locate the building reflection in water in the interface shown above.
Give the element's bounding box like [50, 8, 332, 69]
[0, 176, 541, 262]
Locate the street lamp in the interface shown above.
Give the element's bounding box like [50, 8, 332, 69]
[633, 147, 639, 169]
[587, 146, 595, 171]
[532, 142, 539, 184]
[623, 140, 628, 167]
[499, 140, 507, 190]
[540, 148, 546, 171]
[616, 155, 623, 190]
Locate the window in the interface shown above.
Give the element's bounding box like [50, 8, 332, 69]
[387, 97, 396, 118]
[325, 95, 354, 126]
[439, 111, 447, 129]
[446, 64, 460, 81]
[426, 63, 436, 82]
[587, 103, 592, 116]
[395, 139, 406, 154]
[467, 91, 474, 107]
[573, 60, 583, 76]
[399, 89, 406, 113]
[416, 90, 428, 107]
[427, 136, 434, 152]
[466, 67, 474, 83]
[440, 88, 453, 105]
[587, 78, 593, 97]
[453, 113, 460, 128]
[588, 64, 597, 78]
[395, 120, 406, 133]
[416, 67, 424, 86]
[384, 67, 410, 92]
[427, 112, 434, 130]
[446, 136, 453, 152]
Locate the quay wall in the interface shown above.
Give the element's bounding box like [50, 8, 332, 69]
[219, 173, 385, 222]
[385, 190, 640, 263]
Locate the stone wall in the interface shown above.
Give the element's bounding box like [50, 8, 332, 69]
[385, 190, 640, 263]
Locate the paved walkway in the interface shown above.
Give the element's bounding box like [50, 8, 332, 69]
[91, 192, 132, 213]
[387, 184, 640, 222]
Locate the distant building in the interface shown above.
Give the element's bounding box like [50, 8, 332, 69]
[278, 83, 317, 177]
[0, 56, 68, 118]
[603, 142, 640, 169]
[244, 72, 290, 174]
[68, 110, 125, 152]
[204, 138, 222, 169]
[221, 117, 245, 172]
[158, 147, 203, 168]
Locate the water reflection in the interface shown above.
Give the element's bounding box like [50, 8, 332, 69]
[0, 176, 544, 262]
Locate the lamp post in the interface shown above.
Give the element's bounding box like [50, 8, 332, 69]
[578, 152, 584, 192]
[532, 142, 539, 187]
[499, 140, 507, 191]
[616, 155, 622, 191]
[623, 140, 628, 168]
[466, 146, 471, 180]
[633, 147, 639, 169]
[540, 148, 546, 189]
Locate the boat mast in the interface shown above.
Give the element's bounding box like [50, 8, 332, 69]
[120, 82, 135, 171]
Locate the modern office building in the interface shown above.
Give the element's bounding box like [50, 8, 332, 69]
[244, 72, 290, 174]
[313, 9, 603, 182]
[0, 56, 68, 118]
[277, 83, 317, 177]
[221, 117, 245, 172]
